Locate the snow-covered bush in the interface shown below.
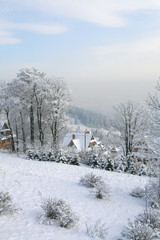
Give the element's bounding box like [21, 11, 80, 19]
[40, 197, 79, 228]
[0, 192, 17, 216]
[80, 173, 104, 188]
[136, 209, 160, 232]
[144, 180, 160, 209]
[52, 149, 80, 165]
[26, 149, 35, 160]
[65, 151, 80, 166]
[26, 148, 80, 165]
[115, 154, 149, 176]
[85, 149, 115, 171]
[86, 219, 108, 239]
[91, 182, 110, 200]
[115, 155, 128, 173]
[39, 152, 48, 161]
[121, 219, 157, 240]
[130, 187, 145, 198]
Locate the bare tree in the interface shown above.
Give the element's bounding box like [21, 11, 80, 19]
[113, 101, 147, 156]
[147, 81, 160, 205]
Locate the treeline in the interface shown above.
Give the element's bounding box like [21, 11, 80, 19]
[0, 68, 72, 152]
[67, 106, 110, 129]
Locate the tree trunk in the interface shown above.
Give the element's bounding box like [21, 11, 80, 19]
[30, 102, 34, 146]
[50, 121, 58, 148]
[36, 105, 44, 147]
[20, 111, 26, 153]
[15, 119, 19, 153]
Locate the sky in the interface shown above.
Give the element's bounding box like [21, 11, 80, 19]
[1, 0, 160, 113]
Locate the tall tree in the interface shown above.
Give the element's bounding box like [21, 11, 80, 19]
[16, 68, 46, 146]
[113, 101, 147, 156]
[147, 80, 160, 204]
[46, 77, 72, 148]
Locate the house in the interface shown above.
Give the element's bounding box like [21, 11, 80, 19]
[132, 140, 157, 162]
[0, 121, 13, 150]
[63, 130, 99, 152]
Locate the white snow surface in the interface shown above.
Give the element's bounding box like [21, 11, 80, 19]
[0, 152, 149, 240]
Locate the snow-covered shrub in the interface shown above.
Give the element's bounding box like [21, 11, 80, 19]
[80, 173, 104, 188]
[136, 209, 160, 232]
[91, 182, 110, 200]
[116, 154, 148, 176]
[0, 192, 17, 216]
[26, 149, 35, 160]
[53, 149, 67, 163]
[144, 180, 160, 209]
[39, 152, 48, 161]
[146, 161, 159, 177]
[86, 219, 108, 239]
[48, 149, 80, 165]
[105, 157, 115, 171]
[65, 151, 80, 166]
[40, 197, 79, 228]
[121, 219, 157, 240]
[115, 155, 127, 173]
[85, 149, 115, 171]
[130, 187, 145, 198]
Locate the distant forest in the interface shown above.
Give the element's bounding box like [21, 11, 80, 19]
[67, 106, 110, 129]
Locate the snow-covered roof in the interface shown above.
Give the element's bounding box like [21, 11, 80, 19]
[0, 121, 10, 132]
[63, 132, 96, 151]
[72, 139, 81, 151]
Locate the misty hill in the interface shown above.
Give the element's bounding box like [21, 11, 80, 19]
[67, 106, 110, 130]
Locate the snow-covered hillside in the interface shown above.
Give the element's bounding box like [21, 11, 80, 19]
[0, 152, 148, 240]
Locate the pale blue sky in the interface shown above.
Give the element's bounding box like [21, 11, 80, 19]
[1, 0, 160, 112]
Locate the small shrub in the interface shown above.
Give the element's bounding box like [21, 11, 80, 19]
[0, 192, 17, 216]
[26, 149, 35, 160]
[136, 209, 160, 231]
[86, 219, 108, 239]
[121, 219, 157, 240]
[144, 180, 160, 209]
[80, 173, 103, 188]
[130, 187, 145, 198]
[91, 182, 110, 200]
[40, 197, 79, 228]
[39, 152, 48, 161]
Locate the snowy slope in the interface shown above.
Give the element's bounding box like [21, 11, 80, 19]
[0, 152, 148, 240]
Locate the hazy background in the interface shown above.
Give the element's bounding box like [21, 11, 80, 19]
[1, 0, 160, 113]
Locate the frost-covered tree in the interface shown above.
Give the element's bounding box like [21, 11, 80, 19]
[147, 80, 160, 206]
[0, 68, 72, 152]
[16, 68, 46, 146]
[45, 77, 72, 148]
[113, 101, 147, 156]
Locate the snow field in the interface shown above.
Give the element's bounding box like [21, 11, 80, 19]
[0, 152, 148, 240]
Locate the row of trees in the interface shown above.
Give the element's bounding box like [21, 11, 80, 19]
[0, 68, 72, 152]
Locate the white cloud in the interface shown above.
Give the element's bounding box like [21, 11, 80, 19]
[0, 22, 68, 35]
[0, 30, 21, 44]
[7, 0, 160, 27]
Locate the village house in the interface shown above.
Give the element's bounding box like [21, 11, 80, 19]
[63, 130, 102, 152]
[132, 140, 157, 162]
[0, 121, 14, 150]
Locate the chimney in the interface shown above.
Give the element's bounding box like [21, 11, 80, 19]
[72, 134, 75, 139]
